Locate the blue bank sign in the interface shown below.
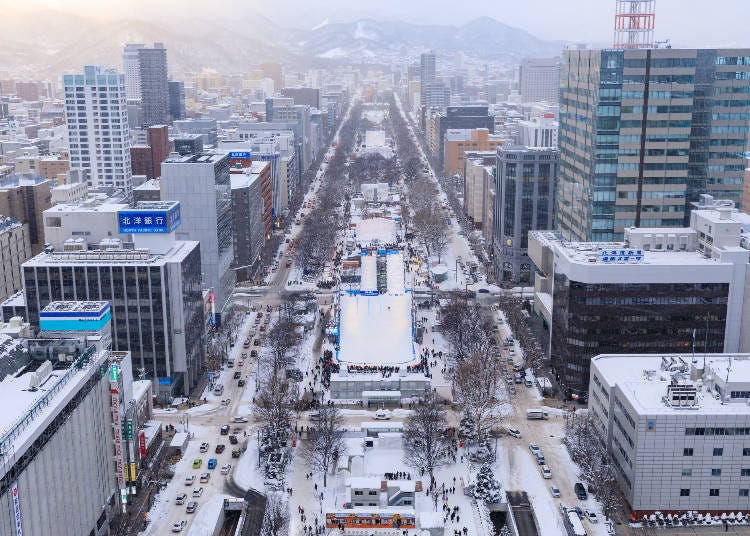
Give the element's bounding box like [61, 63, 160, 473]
[118, 204, 181, 234]
[228, 151, 251, 159]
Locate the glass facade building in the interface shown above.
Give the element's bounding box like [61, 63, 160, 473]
[556, 48, 750, 242]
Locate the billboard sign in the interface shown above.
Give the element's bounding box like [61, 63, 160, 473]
[12, 482, 22, 536]
[228, 151, 252, 159]
[118, 204, 181, 234]
[111, 393, 126, 489]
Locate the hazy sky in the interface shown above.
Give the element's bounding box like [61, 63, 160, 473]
[7, 0, 749, 47]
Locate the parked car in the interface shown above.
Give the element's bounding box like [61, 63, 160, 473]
[550, 485, 561, 498]
[192, 487, 203, 497]
[374, 409, 390, 420]
[200, 472, 210, 483]
[199, 442, 209, 453]
[176, 493, 187, 505]
[172, 520, 186, 533]
[529, 444, 540, 455]
[191, 458, 202, 469]
[186, 501, 198, 514]
[585, 510, 598, 523]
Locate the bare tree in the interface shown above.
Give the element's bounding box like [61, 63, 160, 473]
[403, 391, 451, 485]
[263, 317, 300, 373]
[302, 406, 346, 487]
[453, 351, 504, 444]
[260, 492, 290, 536]
[254, 370, 298, 448]
[440, 293, 493, 364]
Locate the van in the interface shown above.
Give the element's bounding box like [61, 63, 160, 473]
[213, 384, 224, 396]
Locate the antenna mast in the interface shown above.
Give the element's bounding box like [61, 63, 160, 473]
[613, 0, 656, 49]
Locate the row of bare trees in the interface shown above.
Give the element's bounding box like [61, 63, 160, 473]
[496, 295, 546, 374]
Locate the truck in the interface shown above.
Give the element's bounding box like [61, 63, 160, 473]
[527, 408, 549, 420]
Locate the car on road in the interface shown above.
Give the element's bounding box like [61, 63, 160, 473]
[184, 475, 195, 486]
[208, 457, 219, 469]
[232, 448, 241, 458]
[541, 465, 552, 479]
[233, 371, 241, 379]
[171, 520, 186, 533]
[507, 428, 522, 438]
[232, 416, 248, 423]
[585, 510, 598, 523]
[221, 463, 232, 475]
[220, 425, 230, 435]
[176, 493, 187, 505]
[574, 482, 588, 500]
[200, 472, 210, 483]
[250, 350, 258, 357]
[215, 444, 226, 454]
[192, 487, 204, 497]
[238, 379, 246, 387]
[253, 339, 260, 346]
[374, 409, 390, 420]
[199, 442, 209, 453]
[550, 485, 561, 498]
[229, 435, 238, 444]
[241, 352, 247, 359]
[191, 458, 202, 469]
[309, 412, 321, 421]
[186, 501, 198, 514]
[529, 444, 540, 456]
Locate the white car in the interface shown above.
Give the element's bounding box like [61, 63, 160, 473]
[232, 416, 248, 423]
[541, 465, 552, 479]
[374, 409, 390, 420]
[550, 485, 561, 498]
[528, 443, 540, 456]
[221, 463, 232, 475]
[507, 428, 522, 438]
[199, 442, 209, 453]
[172, 520, 186, 533]
[585, 510, 599, 524]
[184, 475, 195, 486]
[175, 493, 187, 505]
[192, 487, 204, 497]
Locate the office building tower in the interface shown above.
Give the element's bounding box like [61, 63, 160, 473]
[519, 58, 560, 103]
[0, 216, 31, 301]
[168, 80, 185, 122]
[591, 352, 750, 515]
[426, 105, 495, 167]
[420, 51, 436, 107]
[231, 161, 271, 281]
[280, 87, 321, 109]
[260, 62, 283, 93]
[0, 175, 52, 255]
[556, 48, 750, 242]
[463, 152, 496, 235]
[173, 119, 218, 147]
[494, 147, 558, 284]
[444, 128, 506, 176]
[161, 153, 235, 322]
[530, 201, 750, 395]
[123, 43, 145, 101]
[173, 134, 203, 156]
[138, 43, 169, 127]
[130, 125, 170, 179]
[21, 202, 204, 399]
[63, 66, 133, 198]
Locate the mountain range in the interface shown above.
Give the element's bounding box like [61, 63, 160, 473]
[0, 10, 562, 80]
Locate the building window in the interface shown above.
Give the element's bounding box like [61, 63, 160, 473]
[681, 469, 692, 477]
[683, 448, 694, 456]
[740, 489, 750, 497]
[745, 448, 750, 456]
[742, 469, 750, 477]
[714, 448, 724, 456]
[712, 468, 722, 476]
[710, 489, 720, 497]
[680, 489, 690, 497]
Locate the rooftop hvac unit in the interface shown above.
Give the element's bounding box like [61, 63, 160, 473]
[666, 384, 699, 408]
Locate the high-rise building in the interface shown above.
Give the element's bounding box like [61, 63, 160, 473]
[280, 87, 321, 108]
[123, 43, 145, 101]
[63, 66, 133, 198]
[231, 161, 271, 281]
[161, 153, 235, 322]
[494, 146, 558, 284]
[426, 106, 495, 167]
[168, 80, 185, 122]
[260, 62, 283, 93]
[518, 58, 560, 103]
[0, 216, 31, 301]
[0, 175, 52, 255]
[556, 48, 750, 242]
[21, 202, 205, 399]
[420, 51, 436, 106]
[530, 201, 750, 394]
[130, 125, 170, 179]
[443, 128, 506, 176]
[138, 43, 169, 127]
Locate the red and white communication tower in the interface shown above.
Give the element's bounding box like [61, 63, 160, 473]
[613, 0, 656, 49]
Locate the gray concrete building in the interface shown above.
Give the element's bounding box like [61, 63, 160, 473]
[591, 353, 750, 515]
[231, 162, 268, 279]
[0, 217, 31, 302]
[494, 146, 557, 284]
[519, 57, 560, 103]
[161, 153, 235, 322]
[138, 43, 169, 127]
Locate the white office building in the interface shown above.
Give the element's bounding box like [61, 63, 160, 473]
[63, 66, 133, 198]
[518, 57, 560, 104]
[590, 352, 750, 515]
[123, 43, 145, 101]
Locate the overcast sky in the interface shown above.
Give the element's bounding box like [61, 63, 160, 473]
[10, 0, 750, 48]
